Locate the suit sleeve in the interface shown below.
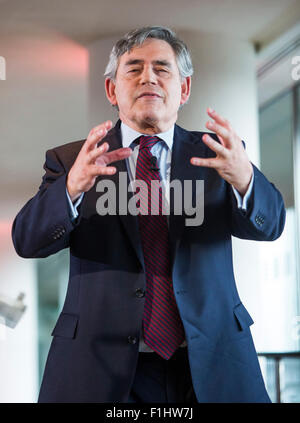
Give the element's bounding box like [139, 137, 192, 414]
[229, 163, 286, 241]
[12, 148, 80, 258]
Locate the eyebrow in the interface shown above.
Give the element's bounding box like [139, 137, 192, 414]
[124, 59, 172, 68]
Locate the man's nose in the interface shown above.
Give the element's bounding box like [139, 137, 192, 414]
[140, 66, 157, 84]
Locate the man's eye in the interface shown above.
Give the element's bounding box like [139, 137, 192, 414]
[156, 68, 168, 73]
[128, 69, 139, 73]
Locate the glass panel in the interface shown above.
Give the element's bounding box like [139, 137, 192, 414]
[258, 90, 299, 353]
[281, 358, 300, 403]
[258, 86, 300, 402]
[260, 91, 294, 208]
[258, 356, 300, 403]
[258, 356, 277, 402]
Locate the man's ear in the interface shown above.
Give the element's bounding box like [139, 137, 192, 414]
[180, 76, 191, 106]
[105, 78, 118, 106]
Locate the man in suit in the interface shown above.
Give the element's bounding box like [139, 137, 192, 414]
[12, 26, 285, 403]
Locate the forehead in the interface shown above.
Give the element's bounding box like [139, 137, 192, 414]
[118, 38, 177, 65]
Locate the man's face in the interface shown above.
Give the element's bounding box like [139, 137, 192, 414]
[105, 38, 191, 134]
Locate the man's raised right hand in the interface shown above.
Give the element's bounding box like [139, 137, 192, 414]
[66, 120, 132, 202]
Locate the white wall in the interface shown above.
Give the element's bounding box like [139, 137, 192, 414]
[0, 31, 89, 205]
[0, 30, 89, 402]
[176, 31, 260, 164]
[88, 35, 121, 128]
[0, 222, 38, 402]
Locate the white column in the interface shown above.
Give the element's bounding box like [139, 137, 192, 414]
[175, 31, 263, 347]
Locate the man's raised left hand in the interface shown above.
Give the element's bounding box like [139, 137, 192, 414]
[190, 107, 253, 196]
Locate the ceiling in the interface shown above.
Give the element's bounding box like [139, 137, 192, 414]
[0, 0, 300, 48]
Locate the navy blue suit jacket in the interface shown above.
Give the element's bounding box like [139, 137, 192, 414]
[12, 120, 286, 402]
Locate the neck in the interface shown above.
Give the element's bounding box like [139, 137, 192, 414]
[119, 115, 176, 135]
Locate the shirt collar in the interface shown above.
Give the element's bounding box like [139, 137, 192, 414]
[120, 121, 174, 150]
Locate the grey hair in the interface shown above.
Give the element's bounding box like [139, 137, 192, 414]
[104, 26, 193, 81]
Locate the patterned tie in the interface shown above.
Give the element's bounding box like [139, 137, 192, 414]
[135, 135, 185, 360]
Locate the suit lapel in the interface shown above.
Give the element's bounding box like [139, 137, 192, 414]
[84, 121, 145, 270]
[169, 124, 207, 266]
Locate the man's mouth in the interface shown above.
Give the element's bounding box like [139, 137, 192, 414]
[138, 92, 162, 99]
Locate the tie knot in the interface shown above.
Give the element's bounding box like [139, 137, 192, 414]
[138, 135, 160, 150]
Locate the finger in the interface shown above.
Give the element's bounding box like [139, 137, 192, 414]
[99, 147, 133, 165]
[85, 128, 107, 152]
[205, 121, 232, 147]
[207, 108, 231, 129]
[84, 121, 113, 152]
[89, 120, 113, 137]
[218, 135, 226, 146]
[190, 156, 220, 169]
[202, 134, 228, 157]
[87, 142, 110, 163]
[89, 165, 117, 177]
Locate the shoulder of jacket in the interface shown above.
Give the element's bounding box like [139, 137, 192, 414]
[46, 139, 86, 170]
[51, 139, 85, 156]
[174, 124, 218, 144]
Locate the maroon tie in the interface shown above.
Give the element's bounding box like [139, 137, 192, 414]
[135, 135, 185, 360]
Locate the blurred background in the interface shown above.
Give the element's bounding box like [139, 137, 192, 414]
[0, 0, 300, 403]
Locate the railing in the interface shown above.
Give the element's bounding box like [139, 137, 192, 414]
[257, 352, 300, 403]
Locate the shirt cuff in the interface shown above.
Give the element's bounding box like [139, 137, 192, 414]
[231, 172, 254, 211]
[66, 188, 84, 221]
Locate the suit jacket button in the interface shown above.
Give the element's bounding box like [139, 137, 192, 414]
[128, 336, 137, 344]
[135, 288, 145, 298]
